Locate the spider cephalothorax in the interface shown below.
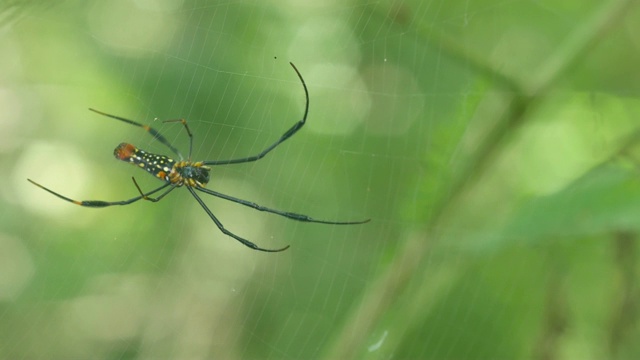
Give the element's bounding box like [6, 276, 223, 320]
[172, 161, 210, 187]
[28, 62, 369, 252]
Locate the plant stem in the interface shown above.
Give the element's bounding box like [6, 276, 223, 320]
[323, 0, 638, 358]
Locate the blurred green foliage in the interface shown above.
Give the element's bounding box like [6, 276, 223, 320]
[2, 0, 640, 359]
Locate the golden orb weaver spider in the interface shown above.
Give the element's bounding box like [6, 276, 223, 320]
[28, 62, 369, 253]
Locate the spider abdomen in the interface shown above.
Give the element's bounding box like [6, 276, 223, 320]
[114, 142, 176, 182]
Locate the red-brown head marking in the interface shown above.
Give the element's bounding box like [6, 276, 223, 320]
[114, 143, 137, 161]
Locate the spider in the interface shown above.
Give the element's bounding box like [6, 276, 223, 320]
[28, 62, 369, 252]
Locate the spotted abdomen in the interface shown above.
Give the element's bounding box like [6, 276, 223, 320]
[114, 143, 176, 182]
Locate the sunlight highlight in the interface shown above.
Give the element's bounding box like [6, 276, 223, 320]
[300, 63, 370, 135]
[86, 0, 179, 57]
[15, 141, 91, 218]
[361, 64, 423, 136]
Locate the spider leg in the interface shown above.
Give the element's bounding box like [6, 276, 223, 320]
[27, 179, 172, 208]
[186, 186, 290, 252]
[131, 177, 178, 202]
[88, 108, 184, 160]
[195, 187, 370, 225]
[202, 62, 309, 166]
[162, 119, 193, 160]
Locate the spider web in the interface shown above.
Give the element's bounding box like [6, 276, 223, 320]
[3, 0, 640, 359]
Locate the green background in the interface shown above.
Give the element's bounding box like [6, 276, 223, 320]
[2, 0, 640, 359]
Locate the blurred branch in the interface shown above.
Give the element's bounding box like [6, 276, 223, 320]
[323, 0, 639, 358]
[431, 0, 637, 226]
[533, 264, 568, 360]
[364, 1, 525, 94]
[522, 125, 640, 359]
[609, 231, 638, 358]
[399, 14, 525, 95]
[0, 0, 48, 26]
[0, 0, 40, 26]
[525, 0, 637, 96]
